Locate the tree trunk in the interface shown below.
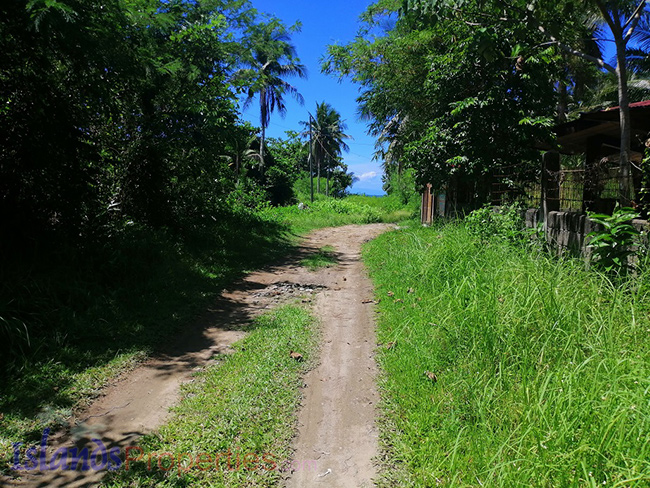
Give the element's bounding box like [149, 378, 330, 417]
[326, 169, 330, 197]
[259, 89, 266, 174]
[309, 117, 314, 202]
[260, 124, 266, 175]
[615, 36, 632, 205]
[326, 156, 330, 196]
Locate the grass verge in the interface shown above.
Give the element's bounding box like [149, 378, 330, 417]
[364, 223, 650, 486]
[102, 304, 318, 487]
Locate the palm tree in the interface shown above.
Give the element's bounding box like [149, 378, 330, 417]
[301, 102, 351, 196]
[221, 131, 261, 182]
[236, 21, 307, 171]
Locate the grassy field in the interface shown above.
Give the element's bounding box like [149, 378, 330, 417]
[364, 223, 650, 486]
[262, 193, 417, 234]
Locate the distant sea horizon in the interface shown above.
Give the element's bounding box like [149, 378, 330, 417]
[349, 192, 386, 197]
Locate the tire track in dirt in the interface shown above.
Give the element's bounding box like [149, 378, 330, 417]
[3, 223, 390, 487]
[285, 224, 389, 488]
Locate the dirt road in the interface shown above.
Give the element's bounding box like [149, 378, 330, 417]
[5, 223, 390, 487]
[285, 224, 387, 488]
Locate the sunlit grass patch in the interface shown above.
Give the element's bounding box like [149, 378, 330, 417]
[301, 245, 337, 271]
[262, 195, 416, 234]
[364, 223, 650, 487]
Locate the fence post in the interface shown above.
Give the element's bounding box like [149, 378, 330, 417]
[583, 136, 601, 212]
[421, 183, 434, 225]
[542, 151, 560, 233]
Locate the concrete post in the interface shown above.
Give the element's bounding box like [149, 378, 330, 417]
[542, 151, 560, 234]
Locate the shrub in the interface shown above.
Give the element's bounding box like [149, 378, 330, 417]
[587, 206, 641, 274]
[465, 203, 525, 243]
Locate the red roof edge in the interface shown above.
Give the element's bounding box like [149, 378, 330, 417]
[602, 100, 650, 111]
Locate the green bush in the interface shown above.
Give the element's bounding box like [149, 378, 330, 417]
[385, 168, 419, 207]
[465, 203, 525, 243]
[587, 206, 641, 275]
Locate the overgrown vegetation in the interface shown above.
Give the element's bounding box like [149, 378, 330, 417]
[0, 212, 293, 459]
[325, 1, 650, 210]
[103, 305, 318, 488]
[464, 203, 526, 244]
[587, 206, 643, 274]
[365, 223, 650, 486]
[0, 0, 363, 371]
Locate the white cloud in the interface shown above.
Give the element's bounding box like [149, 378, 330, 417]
[358, 171, 378, 181]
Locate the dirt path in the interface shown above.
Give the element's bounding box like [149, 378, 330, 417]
[285, 224, 387, 488]
[5, 223, 390, 487]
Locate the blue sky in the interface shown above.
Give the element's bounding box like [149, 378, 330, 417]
[239, 0, 385, 195]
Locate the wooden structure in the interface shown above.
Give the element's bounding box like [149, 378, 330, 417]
[538, 100, 650, 214]
[548, 101, 650, 157]
[421, 184, 434, 224]
[421, 184, 447, 224]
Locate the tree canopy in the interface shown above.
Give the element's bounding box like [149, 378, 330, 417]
[402, 0, 650, 202]
[0, 0, 320, 252]
[324, 0, 650, 204]
[236, 18, 307, 169]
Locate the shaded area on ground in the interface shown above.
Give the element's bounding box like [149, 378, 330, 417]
[3, 224, 390, 487]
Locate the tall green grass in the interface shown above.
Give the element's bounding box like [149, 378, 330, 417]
[364, 223, 650, 486]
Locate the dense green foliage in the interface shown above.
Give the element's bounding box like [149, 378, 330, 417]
[401, 0, 650, 203]
[324, 0, 561, 195]
[587, 206, 642, 274]
[0, 0, 362, 371]
[465, 203, 527, 244]
[365, 223, 650, 486]
[2, 0, 245, 235]
[325, 0, 650, 206]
